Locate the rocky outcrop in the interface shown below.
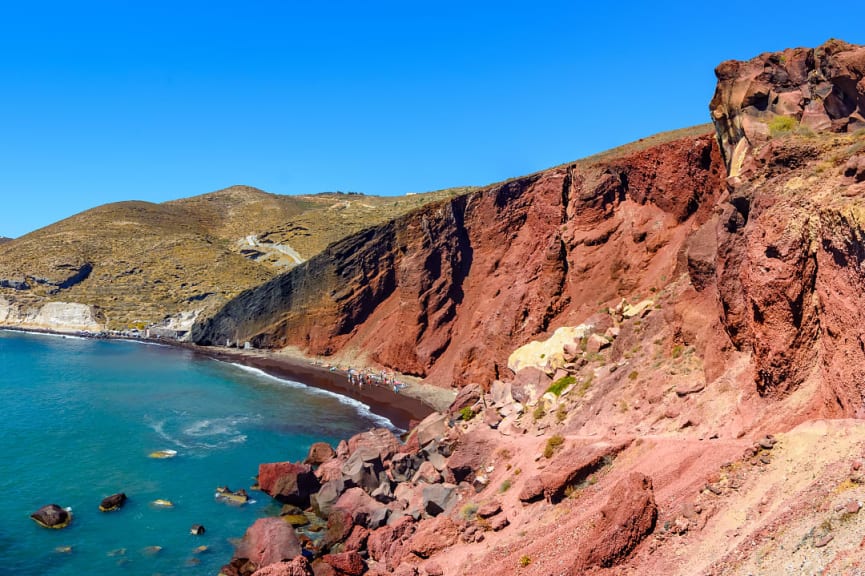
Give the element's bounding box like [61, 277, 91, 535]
[222, 517, 305, 576]
[707, 40, 865, 417]
[194, 129, 724, 387]
[570, 472, 657, 571]
[30, 504, 72, 529]
[0, 298, 104, 332]
[711, 39, 865, 175]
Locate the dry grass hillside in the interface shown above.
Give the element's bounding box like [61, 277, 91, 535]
[0, 185, 474, 329]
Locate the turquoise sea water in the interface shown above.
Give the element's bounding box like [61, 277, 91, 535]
[0, 330, 392, 575]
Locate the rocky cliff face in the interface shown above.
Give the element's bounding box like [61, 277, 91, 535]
[708, 39, 865, 419]
[194, 127, 725, 387]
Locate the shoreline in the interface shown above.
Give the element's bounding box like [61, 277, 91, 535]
[0, 325, 451, 430]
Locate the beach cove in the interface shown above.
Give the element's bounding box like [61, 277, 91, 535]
[0, 329, 436, 575]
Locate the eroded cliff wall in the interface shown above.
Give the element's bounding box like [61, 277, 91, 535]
[193, 128, 725, 387]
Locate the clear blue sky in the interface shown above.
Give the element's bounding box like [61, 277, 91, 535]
[1, 1, 862, 238]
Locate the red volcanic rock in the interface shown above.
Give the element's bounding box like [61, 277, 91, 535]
[347, 428, 401, 462]
[711, 39, 865, 172]
[519, 441, 629, 503]
[570, 472, 658, 571]
[234, 517, 303, 570]
[367, 516, 416, 568]
[406, 516, 459, 559]
[322, 551, 367, 576]
[343, 525, 370, 552]
[250, 557, 314, 576]
[304, 442, 336, 466]
[446, 429, 495, 484]
[194, 129, 723, 390]
[258, 462, 320, 507]
[448, 382, 482, 414]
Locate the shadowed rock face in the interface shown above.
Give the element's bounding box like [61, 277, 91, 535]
[711, 39, 865, 175]
[193, 129, 724, 387]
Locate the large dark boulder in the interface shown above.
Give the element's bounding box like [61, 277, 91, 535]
[30, 504, 71, 529]
[99, 492, 127, 512]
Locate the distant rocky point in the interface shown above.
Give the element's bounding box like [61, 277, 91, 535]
[0, 237, 10, 244]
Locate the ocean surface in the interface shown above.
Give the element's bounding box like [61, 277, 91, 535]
[0, 330, 394, 575]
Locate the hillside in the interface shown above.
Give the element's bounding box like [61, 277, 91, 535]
[0, 185, 473, 330]
[200, 40, 865, 576]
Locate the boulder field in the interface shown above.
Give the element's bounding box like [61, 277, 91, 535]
[214, 40, 865, 575]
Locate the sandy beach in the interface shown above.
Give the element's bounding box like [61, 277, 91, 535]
[184, 344, 457, 430]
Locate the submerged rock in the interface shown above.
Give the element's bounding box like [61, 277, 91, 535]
[30, 504, 72, 529]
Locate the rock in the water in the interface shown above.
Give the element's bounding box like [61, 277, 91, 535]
[258, 462, 321, 508]
[190, 524, 206, 535]
[99, 493, 127, 512]
[30, 504, 72, 529]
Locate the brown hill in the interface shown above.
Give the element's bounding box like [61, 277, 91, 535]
[0, 185, 473, 329]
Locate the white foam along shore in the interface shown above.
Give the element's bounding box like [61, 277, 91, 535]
[226, 362, 402, 432]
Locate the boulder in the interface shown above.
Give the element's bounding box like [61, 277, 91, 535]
[30, 504, 71, 529]
[477, 501, 501, 518]
[422, 483, 457, 516]
[519, 441, 628, 503]
[511, 367, 552, 404]
[312, 478, 346, 517]
[334, 487, 389, 529]
[304, 442, 336, 466]
[413, 413, 450, 448]
[322, 551, 367, 576]
[489, 380, 514, 407]
[343, 525, 370, 552]
[99, 493, 127, 512]
[341, 448, 385, 493]
[572, 472, 658, 569]
[234, 517, 303, 569]
[250, 557, 314, 576]
[406, 516, 459, 559]
[347, 428, 401, 462]
[315, 458, 346, 483]
[259, 462, 321, 508]
[324, 508, 355, 549]
[585, 333, 610, 354]
[390, 452, 422, 483]
[367, 516, 416, 567]
[507, 325, 592, 374]
[412, 461, 442, 484]
[447, 430, 494, 484]
[448, 382, 482, 414]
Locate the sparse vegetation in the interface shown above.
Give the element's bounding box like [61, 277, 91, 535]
[768, 115, 797, 136]
[628, 370, 639, 381]
[576, 373, 594, 397]
[547, 375, 575, 396]
[556, 404, 568, 423]
[671, 344, 684, 359]
[544, 434, 565, 458]
[461, 502, 479, 520]
[499, 478, 512, 493]
[460, 406, 475, 421]
[533, 404, 546, 421]
[519, 555, 532, 567]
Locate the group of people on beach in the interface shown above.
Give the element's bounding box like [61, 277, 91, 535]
[347, 368, 406, 393]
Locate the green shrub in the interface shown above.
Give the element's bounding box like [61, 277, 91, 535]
[547, 375, 575, 396]
[577, 374, 594, 397]
[499, 478, 512, 492]
[768, 115, 797, 136]
[544, 434, 565, 459]
[556, 404, 568, 423]
[533, 404, 546, 421]
[671, 344, 684, 359]
[461, 502, 478, 520]
[459, 406, 475, 421]
[628, 370, 639, 381]
[519, 555, 532, 567]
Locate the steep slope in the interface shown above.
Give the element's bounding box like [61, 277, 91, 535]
[193, 125, 725, 387]
[0, 186, 470, 330]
